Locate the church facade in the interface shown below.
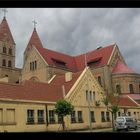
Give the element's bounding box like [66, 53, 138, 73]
[0, 15, 140, 132]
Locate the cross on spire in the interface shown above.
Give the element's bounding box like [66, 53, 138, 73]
[2, 9, 8, 17]
[32, 20, 37, 29]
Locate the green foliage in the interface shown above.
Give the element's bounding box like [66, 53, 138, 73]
[110, 105, 119, 114]
[55, 100, 74, 117]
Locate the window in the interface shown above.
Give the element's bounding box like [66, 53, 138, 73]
[2, 59, 6, 66]
[8, 60, 12, 67]
[52, 58, 66, 68]
[93, 92, 95, 102]
[38, 110, 44, 124]
[58, 115, 63, 124]
[71, 111, 76, 123]
[78, 111, 83, 123]
[129, 84, 134, 93]
[90, 111, 95, 122]
[49, 110, 55, 124]
[98, 76, 102, 86]
[30, 62, 31, 70]
[0, 109, 3, 124]
[106, 112, 110, 122]
[9, 48, 12, 55]
[86, 90, 88, 102]
[89, 91, 92, 102]
[139, 85, 140, 93]
[116, 84, 121, 94]
[118, 112, 121, 117]
[35, 60, 37, 69]
[30, 61, 37, 71]
[6, 109, 15, 124]
[128, 112, 131, 116]
[3, 47, 6, 53]
[101, 111, 106, 122]
[87, 57, 102, 67]
[27, 110, 34, 124]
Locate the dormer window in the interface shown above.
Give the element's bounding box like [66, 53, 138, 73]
[87, 57, 102, 67]
[52, 58, 66, 68]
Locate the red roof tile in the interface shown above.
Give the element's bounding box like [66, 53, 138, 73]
[37, 47, 77, 72]
[112, 59, 135, 74]
[111, 96, 138, 107]
[121, 94, 140, 100]
[36, 44, 115, 72]
[0, 17, 15, 45]
[0, 71, 82, 102]
[74, 44, 115, 71]
[25, 28, 43, 53]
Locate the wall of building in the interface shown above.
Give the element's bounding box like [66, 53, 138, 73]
[112, 74, 140, 94]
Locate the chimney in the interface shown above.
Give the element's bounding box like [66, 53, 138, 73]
[62, 85, 65, 97]
[65, 72, 72, 82]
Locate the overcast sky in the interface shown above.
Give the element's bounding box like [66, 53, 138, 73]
[0, 8, 140, 73]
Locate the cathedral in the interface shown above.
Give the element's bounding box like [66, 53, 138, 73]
[0, 14, 140, 132]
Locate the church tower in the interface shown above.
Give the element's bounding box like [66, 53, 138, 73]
[0, 10, 21, 83]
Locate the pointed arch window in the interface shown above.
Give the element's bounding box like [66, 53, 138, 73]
[8, 60, 12, 67]
[129, 84, 134, 93]
[2, 59, 6, 66]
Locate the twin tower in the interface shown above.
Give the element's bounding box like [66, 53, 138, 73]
[0, 16, 40, 83]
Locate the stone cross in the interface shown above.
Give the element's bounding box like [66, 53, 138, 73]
[32, 20, 37, 28]
[2, 9, 8, 17]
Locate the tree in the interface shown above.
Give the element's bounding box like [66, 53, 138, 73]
[101, 91, 120, 131]
[55, 99, 74, 131]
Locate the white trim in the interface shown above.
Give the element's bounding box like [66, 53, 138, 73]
[107, 44, 116, 65]
[65, 67, 88, 99]
[127, 95, 140, 107]
[0, 98, 56, 104]
[33, 47, 49, 66]
[48, 75, 56, 84]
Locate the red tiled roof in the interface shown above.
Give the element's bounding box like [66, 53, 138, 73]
[0, 17, 15, 45]
[121, 94, 140, 100]
[0, 71, 82, 102]
[25, 28, 43, 53]
[112, 59, 135, 74]
[37, 47, 77, 72]
[74, 44, 115, 71]
[36, 44, 115, 72]
[111, 96, 138, 107]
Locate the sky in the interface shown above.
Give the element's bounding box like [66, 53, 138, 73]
[0, 8, 140, 73]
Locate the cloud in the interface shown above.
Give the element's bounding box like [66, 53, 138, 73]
[0, 8, 140, 73]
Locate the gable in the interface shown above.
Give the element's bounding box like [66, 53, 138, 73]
[22, 47, 48, 73]
[65, 68, 105, 107]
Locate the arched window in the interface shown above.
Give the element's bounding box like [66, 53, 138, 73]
[3, 47, 6, 53]
[35, 60, 37, 69]
[98, 76, 102, 86]
[2, 59, 6, 66]
[9, 48, 12, 55]
[129, 84, 134, 93]
[116, 84, 121, 94]
[86, 90, 88, 101]
[90, 91, 92, 101]
[8, 60, 12, 67]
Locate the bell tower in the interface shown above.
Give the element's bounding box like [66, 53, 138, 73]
[0, 9, 20, 83]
